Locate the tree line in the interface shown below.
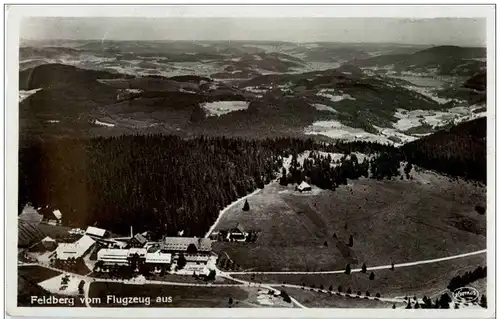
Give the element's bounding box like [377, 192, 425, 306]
[447, 265, 487, 291]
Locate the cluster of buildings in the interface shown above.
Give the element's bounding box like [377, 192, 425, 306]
[209, 223, 249, 242]
[96, 236, 214, 275]
[19, 204, 217, 277]
[39, 223, 215, 276]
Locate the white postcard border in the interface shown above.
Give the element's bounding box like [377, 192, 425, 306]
[4, 3, 496, 319]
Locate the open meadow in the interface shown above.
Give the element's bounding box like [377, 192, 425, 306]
[213, 170, 485, 272]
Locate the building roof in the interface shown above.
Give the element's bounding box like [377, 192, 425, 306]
[230, 223, 246, 234]
[42, 236, 56, 242]
[162, 237, 212, 252]
[19, 204, 43, 223]
[52, 209, 62, 220]
[145, 251, 171, 264]
[128, 248, 147, 257]
[132, 233, 147, 245]
[98, 248, 129, 259]
[184, 254, 211, 262]
[55, 235, 95, 260]
[298, 181, 311, 190]
[86, 226, 107, 237]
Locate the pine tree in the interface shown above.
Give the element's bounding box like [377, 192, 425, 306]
[369, 272, 375, 280]
[242, 199, 250, 211]
[361, 263, 367, 273]
[391, 262, 395, 271]
[332, 232, 337, 238]
[345, 264, 351, 275]
[328, 285, 333, 291]
[324, 241, 328, 247]
[392, 304, 396, 309]
[480, 294, 487, 308]
[438, 293, 451, 309]
[177, 253, 187, 270]
[348, 235, 353, 247]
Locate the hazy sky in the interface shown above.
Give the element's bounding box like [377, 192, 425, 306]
[21, 17, 486, 46]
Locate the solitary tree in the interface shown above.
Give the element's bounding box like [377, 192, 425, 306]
[392, 304, 396, 309]
[337, 285, 343, 293]
[333, 233, 337, 238]
[228, 297, 233, 306]
[438, 293, 451, 309]
[369, 272, 375, 280]
[348, 235, 353, 247]
[391, 262, 395, 271]
[475, 205, 486, 215]
[406, 302, 412, 309]
[242, 199, 250, 211]
[365, 291, 370, 297]
[177, 253, 187, 270]
[329, 285, 333, 291]
[281, 291, 292, 303]
[480, 294, 487, 308]
[347, 288, 352, 294]
[345, 264, 351, 275]
[361, 263, 367, 273]
[78, 280, 85, 295]
[324, 241, 328, 247]
[206, 269, 216, 281]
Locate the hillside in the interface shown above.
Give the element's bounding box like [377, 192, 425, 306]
[350, 45, 486, 77]
[20, 63, 448, 142]
[401, 117, 486, 183]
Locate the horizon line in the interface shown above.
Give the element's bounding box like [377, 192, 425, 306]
[19, 38, 486, 48]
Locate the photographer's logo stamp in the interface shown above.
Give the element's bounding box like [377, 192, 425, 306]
[452, 287, 479, 303]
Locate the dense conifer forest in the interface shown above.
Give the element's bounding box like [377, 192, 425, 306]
[19, 136, 318, 236]
[18, 118, 486, 237]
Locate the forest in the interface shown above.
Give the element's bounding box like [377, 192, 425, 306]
[18, 118, 486, 237]
[19, 135, 319, 237]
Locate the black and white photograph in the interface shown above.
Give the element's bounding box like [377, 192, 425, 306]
[5, 4, 495, 317]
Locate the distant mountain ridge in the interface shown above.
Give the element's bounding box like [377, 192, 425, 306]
[350, 45, 486, 76]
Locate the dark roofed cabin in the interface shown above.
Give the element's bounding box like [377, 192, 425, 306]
[128, 233, 148, 248]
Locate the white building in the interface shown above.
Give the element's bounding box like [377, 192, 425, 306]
[146, 250, 172, 273]
[54, 235, 95, 261]
[97, 248, 129, 266]
[297, 181, 312, 192]
[85, 226, 108, 239]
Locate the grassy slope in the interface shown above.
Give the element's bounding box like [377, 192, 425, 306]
[281, 287, 393, 308]
[233, 253, 486, 299]
[213, 173, 485, 272]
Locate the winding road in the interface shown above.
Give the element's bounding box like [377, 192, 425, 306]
[20, 247, 486, 309]
[225, 249, 487, 275]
